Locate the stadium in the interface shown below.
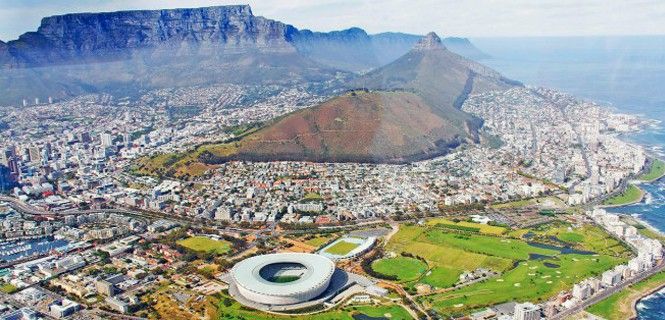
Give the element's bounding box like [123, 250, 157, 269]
[229, 253, 337, 306]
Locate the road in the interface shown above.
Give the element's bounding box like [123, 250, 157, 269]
[551, 263, 665, 320]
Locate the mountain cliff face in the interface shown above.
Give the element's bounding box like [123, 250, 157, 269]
[5, 5, 297, 67]
[0, 5, 493, 106]
[1, 6, 489, 71]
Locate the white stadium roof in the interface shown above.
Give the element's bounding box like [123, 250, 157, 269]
[230, 253, 335, 304]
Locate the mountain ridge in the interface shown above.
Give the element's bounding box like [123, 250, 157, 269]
[0, 5, 489, 71]
[189, 32, 518, 164]
[0, 5, 493, 106]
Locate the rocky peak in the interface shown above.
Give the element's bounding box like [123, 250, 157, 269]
[413, 32, 445, 50]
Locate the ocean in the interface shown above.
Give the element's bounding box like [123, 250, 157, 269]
[472, 35, 665, 319]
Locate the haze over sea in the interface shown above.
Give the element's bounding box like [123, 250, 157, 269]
[473, 35, 665, 319]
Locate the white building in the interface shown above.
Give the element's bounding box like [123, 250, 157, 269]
[514, 302, 540, 320]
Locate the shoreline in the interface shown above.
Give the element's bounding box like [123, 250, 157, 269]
[597, 185, 646, 209]
[632, 214, 665, 238]
[631, 278, 665, 320]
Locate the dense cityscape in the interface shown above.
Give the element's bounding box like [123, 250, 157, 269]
[1, 3, 664, 320]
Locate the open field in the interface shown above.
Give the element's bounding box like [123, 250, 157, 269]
[372, 257, 428, 282]
[421, 266, 461, 289]
[386, 224, 514, 277]
[603, 184, 644, 206]
[324, 240, 360, 255]
[587, 271, 665, 320]
[212, 291, 413, 320]
[177, 236, 232, 255]
[531, 223, 632, 258]
[423, 230, 558, 261]
[0, 283, 17, 294]
[303, 234, 337, 248]
[426, 218, 507, 235]
[639, 159, 665, 182]
[132, 142, 239, 179]
[383, 222, 629, 316]
[490, 196, 567, 210]
[420, 253, 623, 316]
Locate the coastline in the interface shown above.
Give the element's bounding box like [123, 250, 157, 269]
[632, 214, 665, 238]
[631, 281, 665, 320]
[598, 185, 646, 209]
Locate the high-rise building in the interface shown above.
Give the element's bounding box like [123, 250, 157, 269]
[28, 146, 41, 164]
[514, 302, 541, 320]
[0, 147, 12, 166]
[100, 133, 114, 147]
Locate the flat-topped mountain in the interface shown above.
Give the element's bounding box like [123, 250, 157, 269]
[3, 5, 297, 67]
[0, 5, 495, 106]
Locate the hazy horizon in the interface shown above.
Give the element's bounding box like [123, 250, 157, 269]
[1, 0, 665, 42]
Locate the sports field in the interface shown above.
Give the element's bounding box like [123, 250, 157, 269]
[177, 236, 232, 254]
[324, 240, 360, 255]
[371, 257, 428, 282]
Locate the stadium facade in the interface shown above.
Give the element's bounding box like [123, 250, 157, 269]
[230, 253, 335, 305]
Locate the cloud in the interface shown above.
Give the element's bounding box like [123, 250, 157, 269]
[0, 0, 664, 41]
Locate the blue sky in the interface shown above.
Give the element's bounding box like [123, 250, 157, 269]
[1, 0, 664, 41]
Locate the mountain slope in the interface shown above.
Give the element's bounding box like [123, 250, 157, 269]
[292, 30, 490, 72]
[0, 5, 345, 105]
[0, 5, 493, 106]
[206, 91, 470, 163]
[356, 32, 518, 115]
[192, 33, 518, 164]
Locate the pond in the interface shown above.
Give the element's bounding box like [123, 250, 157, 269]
[527, 241, 595, 255]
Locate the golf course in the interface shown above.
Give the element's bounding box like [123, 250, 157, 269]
[376, 219, 631, 316]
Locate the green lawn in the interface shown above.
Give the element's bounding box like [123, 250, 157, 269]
[372, 257, 428, 282]
[324, 240, 360, 255]
[426, 218, 507, 235]
[421, 266, 461, 289]
[587, 271, 665, 320]
[639, 159, 665, 182]
[303, 235, 335, 248]
[0, 283, 17, 294]
[534, 224, 631, 258]
[603, 184, 643, 206]
[384, 222, 628, 317]
[421, 254, 624, 316]
[558, 232, 584, 243]
[386, 225, 515, 274]
[423, 230, 559, 261]
[269, 275, 301, 283]
[214, 292, 413, 319]
[177, 236, 232, 254]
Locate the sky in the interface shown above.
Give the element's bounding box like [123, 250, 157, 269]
[1, 0, 665, 41]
